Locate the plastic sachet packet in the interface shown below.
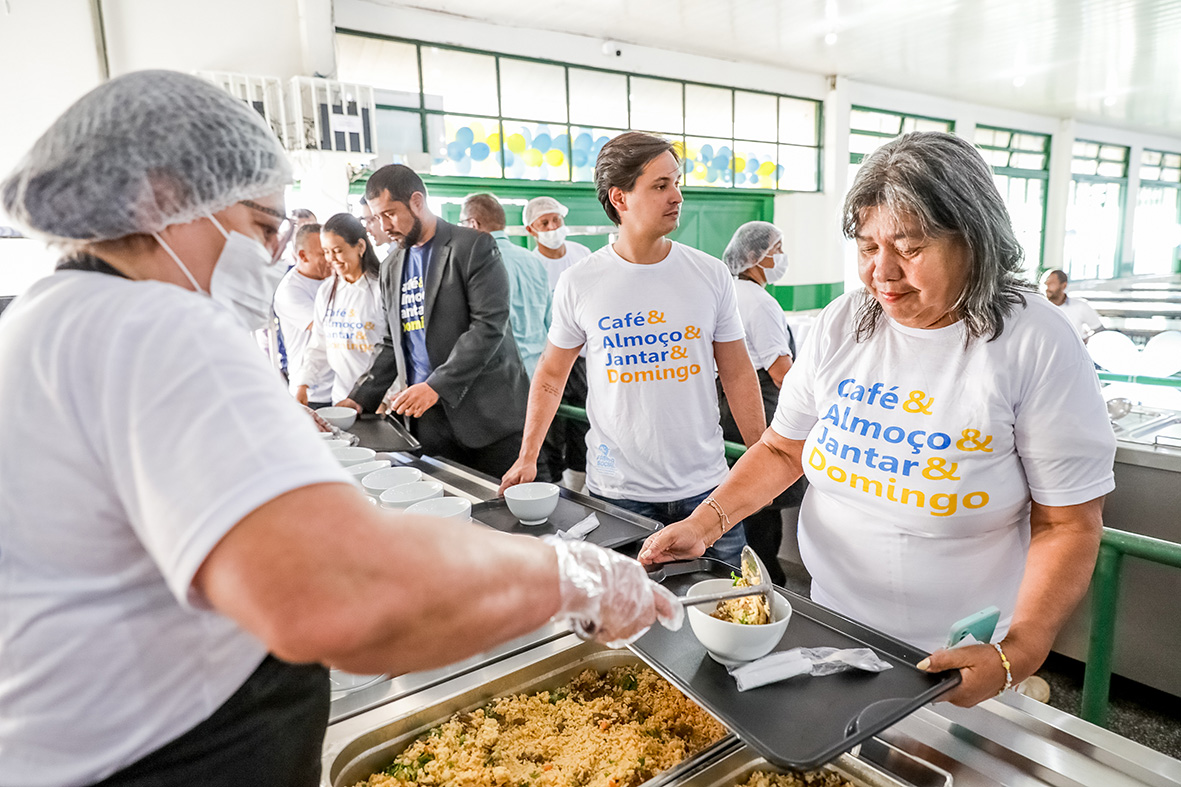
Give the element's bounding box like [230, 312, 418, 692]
[728, 647, 893, 692]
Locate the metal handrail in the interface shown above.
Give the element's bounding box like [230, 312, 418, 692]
[553, 404, 1181, 728]
[1097, 371, 1181, 388]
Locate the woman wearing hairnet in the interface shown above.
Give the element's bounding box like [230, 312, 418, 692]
[716, 222, 804, 584]
[0, 71, 679, 787]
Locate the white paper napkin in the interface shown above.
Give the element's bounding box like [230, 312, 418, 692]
[558, 513, 601, 541]
[728, 651, 812, 692]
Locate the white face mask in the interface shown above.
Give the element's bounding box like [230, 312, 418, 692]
[762, 252, 788, 284]
[536, 224, 569, 250]
[154, 215, 283, 331]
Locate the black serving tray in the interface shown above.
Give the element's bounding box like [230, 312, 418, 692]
[630, 558, 960, 771]
[471, 487, 661, 551]
[347, 414, 421, 453]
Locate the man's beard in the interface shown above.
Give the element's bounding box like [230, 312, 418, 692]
[399, 215, 423, 250]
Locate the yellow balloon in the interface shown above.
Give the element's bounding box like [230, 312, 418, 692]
[686, 147, 699, 161]
[469, 122, 485, 142]
[523, 148, 543, 167]
[487, 133, 501, 152]
[694, 164, 707, 177]
[507, 133, 527, 154]
[545, 149, 565, 167]
[758, 160, 775, 175]
[734, 156, 746, 172]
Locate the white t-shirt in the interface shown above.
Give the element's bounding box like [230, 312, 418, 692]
[549, 241, 745, 501]
[273, 266, 334, 402]
[734, 278, 793, 369]
[771, 292, 1116, 652]
[1057, 294, 1104, 339]
[291, 273, 385, 404]
[0, 270, 350, 786]
[537, 240, 592, 292]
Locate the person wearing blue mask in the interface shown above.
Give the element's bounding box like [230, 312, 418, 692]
[0, 70, 680, 787]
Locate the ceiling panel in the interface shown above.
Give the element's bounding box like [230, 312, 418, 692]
[387, 0, 1181, 136]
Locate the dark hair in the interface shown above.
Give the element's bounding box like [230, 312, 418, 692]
[594, 132, 679, 225]
[365, 164, 427, 206]
[321, 213, 380, 318]
[1045, 268, 1068, 284]
[294, 222, 321, 251]
[291, 208, 316, 222]
[843, 132, 1033, 344]
[462, 193, 506, 231]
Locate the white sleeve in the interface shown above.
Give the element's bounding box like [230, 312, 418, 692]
[1014, 317, 1116, 506]
[745, 297, 793, 369]
[1080, 299, 1104, 331]
[547, 271, 586, 350]
[713, 270, 746, 343]
[770, 301, 841, 440]
[101, 295, 350, 608]
[290, 285, 331, 388]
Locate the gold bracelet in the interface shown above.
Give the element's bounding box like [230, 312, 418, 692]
[702, 496, 730, 543]
[993, 642, 1013, 695]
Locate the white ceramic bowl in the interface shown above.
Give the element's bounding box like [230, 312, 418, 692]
[317, 406, 358, 430]
[503, 482, 560, 525]
[322, 438, 351, 449]
[404, 496, 472, 521]
[361, 466, 423, 497]
[685, 578, 792, 663]
[345, 459, 392, 478]
[331, 446, 376, 467]
[380, 480, 444, 509]
[317, 432, 339, 439]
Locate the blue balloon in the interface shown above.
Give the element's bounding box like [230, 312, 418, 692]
[502, 151, 515, 168]
[574, 133, 593, 151]
[775, 165, 785, 177]
[572, 150, 589, 168]
[456, 157, 472, 175]
[734, 172, 747, 185]
[533, 133, 552, 153]
[432, 156, 445, 165]
[520, 128, 533, 145]
[700, 144, 714, 161]
[711, 154, 729, 170]
[470, 142, 490, 162]
[455, 127, 474, 147]
[745, 157, 759, 173]
[748, 175, 760, 186]
[722, 169, 733, 183]
[706, 169, 718, 183]
[553, 134, 569, 153]
[594, 135, 610, 150]
[719, 145, 732, 158]
[447, 141, 466, 161]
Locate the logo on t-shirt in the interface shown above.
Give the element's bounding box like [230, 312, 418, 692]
[401, 275, 425, 333]
[594, 443, 617, 476]
[597, 310, 704, 385]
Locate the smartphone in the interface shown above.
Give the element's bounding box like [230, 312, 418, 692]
[946, 606, 1000, 648]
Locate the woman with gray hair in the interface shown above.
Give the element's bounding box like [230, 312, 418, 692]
[641, 132, 1115, 708]
[0, 71, 677, 786]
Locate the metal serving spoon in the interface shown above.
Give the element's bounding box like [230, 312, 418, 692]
[674, 546, 772, 609]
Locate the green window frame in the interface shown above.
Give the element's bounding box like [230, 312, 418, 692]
[336, 29, 823, 193]
[1134, 149, 1181, 275]
[975, 125, 1050, 274]
[848, 107, 954, 166]
[1067, 140, 1130, 280]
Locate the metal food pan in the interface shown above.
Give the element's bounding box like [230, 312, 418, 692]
[666, 742, 950, 787]
[322, 637, 737, 787]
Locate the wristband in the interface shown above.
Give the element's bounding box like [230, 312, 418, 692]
[993, 642, 1013, 695]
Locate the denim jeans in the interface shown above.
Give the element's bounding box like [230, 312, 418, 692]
[591, 489, 747, 568]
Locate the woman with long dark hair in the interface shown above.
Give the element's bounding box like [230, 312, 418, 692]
[290, 213, 384, 405]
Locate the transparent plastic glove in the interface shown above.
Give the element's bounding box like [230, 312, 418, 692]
[545, 535, 683, 648]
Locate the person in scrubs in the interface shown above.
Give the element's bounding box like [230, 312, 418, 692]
[0, 70, 678, 787]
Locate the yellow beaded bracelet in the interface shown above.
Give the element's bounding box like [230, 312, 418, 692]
[993, 642, 1013, 695]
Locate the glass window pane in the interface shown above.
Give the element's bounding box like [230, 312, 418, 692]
[1163, 168, 1181, 183]
[850, 132, 888, 156]
[850, 109, 899, 134]
[778, 144, 819, 191]
[1099, 144, 1128, 162]
[375, 108, 424, 164]
[500, 120, 570, 181]
[421, 47, 498, 116]
[733, 141, 778, 189]
[1164, 153, 1181, 168]
[1142, 150, 1163, 166]
[336, 35, 421, 108]
[911, 117, 953, 133]
[499, 58, 566, 122]
[1074, 141, 1100, 159]
[1009, 152, 1046, 171]
[1071, 158, 1099, 176]
[779, 97, 818, 145]
[1134, 186, 1181, 275]
[974, 128, 997, 147]
[629, 77, 682, 133]
[1141, 165, 1162, 181]
[568, 69, 628, 128]
[1065, 180, 1123, 279]
[1012, 133, 1045, 152]
[734, 91, 777, 141]
[570, 127, 621, 182]
[1097, 161, 1126, 178]
[684, 137, 732, 187]
[993, 173, 1045, 275]
[984, 149, 1010, 168]
[685, 84, 732, 137]
[428, 114, 502, 177]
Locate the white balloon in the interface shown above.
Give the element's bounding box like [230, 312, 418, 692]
[1088, 331, 1140, 376]
[1139, 331, 1181, 379]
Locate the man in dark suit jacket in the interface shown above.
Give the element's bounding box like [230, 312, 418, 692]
[339, 165, 529, 477]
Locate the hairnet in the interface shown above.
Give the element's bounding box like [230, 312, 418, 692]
[722, 221, 783, 275]
[524, 196, 568, 228]
[1, 70, 291, 245]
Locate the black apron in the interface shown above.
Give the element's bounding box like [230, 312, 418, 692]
[59, 254, 331, 786]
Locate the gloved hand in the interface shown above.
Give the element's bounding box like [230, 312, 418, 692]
[545, 535, 683, 648]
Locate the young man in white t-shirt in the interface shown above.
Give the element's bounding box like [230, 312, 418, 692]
[500, 132, 766, 565]
[1041, 268, 1104, 341]
[273, 223, 334, 406]
[524, 195, 593, 292]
